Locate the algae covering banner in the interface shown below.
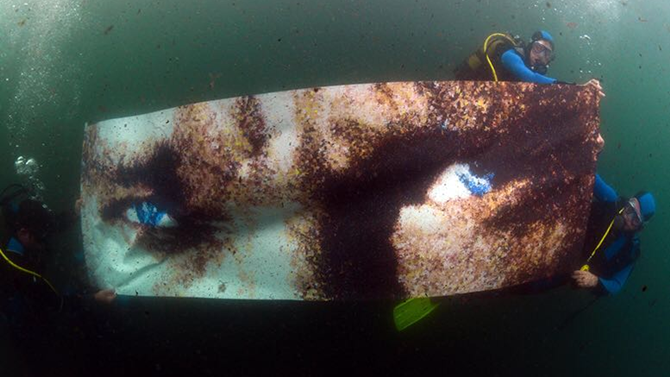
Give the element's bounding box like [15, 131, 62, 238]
[81, 81, 602, 300]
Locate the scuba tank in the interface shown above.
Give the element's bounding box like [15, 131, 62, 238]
[454, 32, 525, 81]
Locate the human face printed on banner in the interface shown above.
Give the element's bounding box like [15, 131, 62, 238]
[81, 81, 601, 300]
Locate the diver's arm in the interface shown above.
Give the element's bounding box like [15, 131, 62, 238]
[500, 50, 557, 84]
[594, 174, 618, 203]
[60, 289, 116, 312]
[597, 263, 634, 295]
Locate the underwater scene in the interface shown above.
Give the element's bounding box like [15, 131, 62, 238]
[1, 0, 669, 375]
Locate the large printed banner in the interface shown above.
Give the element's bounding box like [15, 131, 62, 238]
[81, 81, 601, 300]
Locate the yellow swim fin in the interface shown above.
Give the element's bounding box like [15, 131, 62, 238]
[393, 297, 440, 331]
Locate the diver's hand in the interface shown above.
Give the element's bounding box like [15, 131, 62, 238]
[581, 79, 605, 98]
[94, 289, 117, 304]
[596, 133, 605, 155]
[75, 197, 83, 217]
[571, 270, 599, 288]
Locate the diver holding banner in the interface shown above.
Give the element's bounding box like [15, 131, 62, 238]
[572, 174, 656, 294]
[452, 29, 654, 295]
[396, 30, 648, 330]
[454, 29, 604, 94]
[0, 184, 116, 326]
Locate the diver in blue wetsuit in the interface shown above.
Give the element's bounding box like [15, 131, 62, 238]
[454, 30, 604, 95]
[572, 174, 656, 294]
[499, 30, 556, 84]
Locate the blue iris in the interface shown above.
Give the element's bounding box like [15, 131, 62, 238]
[133, 202, 167, 227]
[456, 171, 494, 197]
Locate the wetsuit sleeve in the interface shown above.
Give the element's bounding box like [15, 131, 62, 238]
[500, 50, 558, 84]
[597, 263, 633, 295]
[594, 174, 618, 203]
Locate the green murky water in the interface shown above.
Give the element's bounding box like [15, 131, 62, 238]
[1, 0, 669, 375]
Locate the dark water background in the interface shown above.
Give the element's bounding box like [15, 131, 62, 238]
[1, 0, 669, 375]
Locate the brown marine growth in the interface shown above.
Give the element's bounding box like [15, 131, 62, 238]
[81, 81, 601, 300]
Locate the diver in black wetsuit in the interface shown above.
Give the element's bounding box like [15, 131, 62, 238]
[0, 186, 117, 370]
[0, 185, 117, 313]
[0, 185, 119, 373]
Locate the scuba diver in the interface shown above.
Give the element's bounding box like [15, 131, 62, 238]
[511, 170, 656, 296]
[455, 30, 556, 83]
[396, 33, 617, 331]
[572, 174, 656, 294]
[454, 30, 604, 95]
[0, 184, 116, 320]
[0, 184, 117, 374]
[1, 185, 61, 315]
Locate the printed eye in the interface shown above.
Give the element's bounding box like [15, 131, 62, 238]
[456, 170, 494, 197]
[126, 201, 178, 228]
[428, 163, 494, 204]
